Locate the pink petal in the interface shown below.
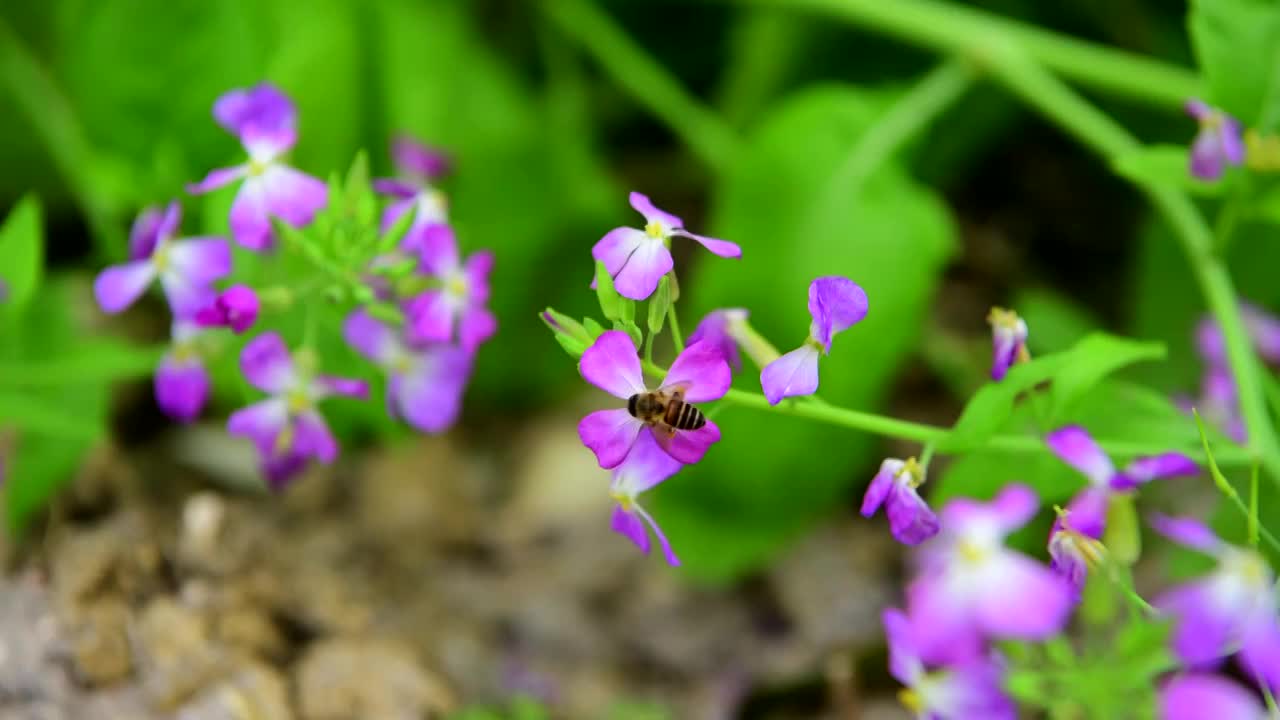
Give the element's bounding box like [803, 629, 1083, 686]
[413, 223, 460, 276]
[653, 421, 721, 465]
[227, 398, 289, 455]
[160, 274, 217, 319]
[294, 411, 339, 463]
[1045, 425, 1115, 487]
[808, 277, 870, 349]
[459, 306, 497, 353]
[940, 483, 1040, 537]
[405, 290, 457, 345]
[128, 205, 165, 259]
[611, 429, 684, 495]
[1157, 582, 1237, 667]
[1149, 513, 1223, 553]
[905, 574, 985, 665]
[154, 353, 209, 423]
[592, 226, 648, 277]
[635, 503, 680, 566]
[187, 165, 247, 194]
[93, 261, 157, 314]
[167, 237, 232, 286]
[578, 330, 645, 400]
[661, 341, 731, 403]
[881, 608, 924, 685]
[885, 484, 939, 545]
[392, 347, 472, 433]
[313, 376, 369, 400]
[611, 505, 650, 554]
[760, 345, 820, 405]
[628, 191, 682, 229]
[1119, 453, 1198, 487]
[611, 238, 672, 301]
[239, 332, 296, 393]
[578, 408, 644, 469]
[463, 250, 494, 303]
[229, 176, 272, 250]
[261, 165, 328, 227]
[379, 197, 416, 234]
[343, 309, 399, 364]
[1062, 487, 1109, 539]
[1160, 674, 1265, 720]
[391, 134, 452, 179]
[1240, 612, 1280, 692]
[974, 552, 1073, 639]
[672, 229, 741, 258]
[860, 459, 901, 517]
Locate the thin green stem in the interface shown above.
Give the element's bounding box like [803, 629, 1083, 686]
[540, 0, 738, 173]
[918, 442, 937, 470]
[668, 303, 685, 353]
[735, 0, 1200, 109]
[643, 329, 656, 365]
[1212, 196, 1243, 256]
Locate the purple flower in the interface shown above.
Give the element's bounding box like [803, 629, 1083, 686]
[907, 485, 1073, 663]
[342, 309, 473, 433]
[860, 457, 940, 545]
[608, 430, 684, 565]
[578, 330, 730, 469]
[1195, 304, 1280, 367]
[687, 309, 749, 371]
[227, 333, 368, 489]
[592, 192, 741, 301]
[1046, 425, 1197, 540]
[372, 134, 451, 235]
[1186, 99, 1246, 181]
[93, 202, 231, 316]
[987, 307, 1029, 381]
[155, 320, 211, 423]
[1160, 674, 1268, 720]
[188, 84, 328, 251]
[760, 277, 868, 405]
[1047, 511, 1108, 597]
[402, 224, 497, 352]
[195, 285, 259, 334]
[882, 608, 1015, 720]
[1150, 514, 1280, 691]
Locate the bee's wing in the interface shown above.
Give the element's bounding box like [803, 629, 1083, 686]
[651, 424, 679, 456]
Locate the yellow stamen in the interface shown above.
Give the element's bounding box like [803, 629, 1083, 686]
[898, 688, 924, 714]
[896, 457, 925, 489]
[957, 540, 986, 564]
[644, 221, 664, 239]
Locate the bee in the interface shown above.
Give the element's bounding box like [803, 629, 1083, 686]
[627, 389, 707, 434]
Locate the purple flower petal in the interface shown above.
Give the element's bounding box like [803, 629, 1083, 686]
[263, 449, 309, 491]
[807, 277, 869, 350]
[940, 483, 1040, 536]
[628, 191, 682, 230]
[611, 429, 684, 496]
[661, 341, 731, 403]
[1062, 486, 1109, 539]
[860, 459, 901, 518]
[414, 223, 460, 276]
[155, 353, 209, 423]
[214, 83, 296, 139]
[128, 205, 166, 260]
[637, 504, 680, 566]
[1048, 528, 1093, 596]
[392, 347, 473, 433]
[905, 574, 986, 665]
[881, 608, 924, 685]
[1244, 303, 1280, 364]
[239, 332, 296, 393]
[611, 505, 650, 554]
[1157, 582, 1236, 667]
[342, 309, 398, 364]
[1240, 612, 1280, 692]
[93, 261, 157, 314]
[372, 178, 418, 199]
[379, 196, 417, 234]
[167, 237, 232, 286]
[592, 226, 647, 279]
[1190, 128, 1228, 180]
[294, 411, 339, 464]
[1149, 513, 1223, 553]
[313, 376, 369, 400]
[611, 236, 672, 301]
[974, 552, 1073, 639]
[1119, 452, 1198, 487]
[459, 306, 497, 353]
[227, 398, 289, 455]
[405, 289, 456, 345]
[463, 250, 494, 304]
[195, 285, 259, 334]
[687, 309, 748, 371]
[579, 408, 644, 469]
[229, 176, 272, 250]
[579, 330, 645, 400]
[187, 165, 248, 194]
[261, 165, 328, 228]
[391, 134, 451, 180]
[1045, 425, 1115, 487]
[671, 229, 742, 259]
[760, 344, 821, 405]
[653, 421, 721, 465]
[885, 484, 940, 545]
[1160, 674, 1265, 720]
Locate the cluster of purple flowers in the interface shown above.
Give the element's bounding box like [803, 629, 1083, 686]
[1185, 302, 1280, 442]
[93, 83, 494, 487]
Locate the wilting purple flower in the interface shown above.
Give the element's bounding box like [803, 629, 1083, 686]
[155, 320, 211, 423]
[882, 608, 1015, 720]
[907, 485, 1073, 663]
[342, 309, 472, 433]
[1160, 674, 1269, 720]
[578, 330, 730, 469]
[1186, 99, 1246, 180]
[403, 224, 496, 352]
[227, 333, 368, 489]
[1047, 509, 1108, 597]
[1195, 304, 1280, 367]
[188, 84, 328, 251]
[592, 192, 741, 301]
[987, 307, 1029, 381]
[195, 285, 259, 334]
[760, 276, 868, 405]
[861, 457, 940, 545]
[1046, 425, 1196, 540]
[372, 134, 451, 235]
[687, 309, 749, 371]
[608, 430, 684, 565]
[93, 202, 231, 316]
[1150, 514, 1280, 691]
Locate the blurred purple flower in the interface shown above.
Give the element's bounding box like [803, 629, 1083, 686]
[227, 333, 368, 489]
[592, 192, 741, 301]
[93, 202, 231, 316]
[987, 307, 1029, 381]
[1150, 514, 1280, 692]
[1160, 674, 1269, 720]
[1186, 99, 1245, 181]
[188, 84, 328, 251]
[403, 224, 497, 352]
[155, 320, 211, 423]
[882, 608, 1015, 720]
[1046, 425, 1197, 540]
[687, 309, 749, 371]
[342, 309, 473, 433]
[861, 457, 939, 545]
[907, 485, 1073, 663]
[608, 430, 684, 565]
[1195, 304, 1280, 367]
[760, 276, 868, 405]
[195, 285, 259, 334]
[578, 330, 729, 469]
[1047, 509, 1108, 598]
[372, 134, 451, 236]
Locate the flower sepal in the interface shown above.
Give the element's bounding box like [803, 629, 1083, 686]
[646, 275, 672, 335]
[1103, 493, 1141, 566]
[541, 308, 594, 359]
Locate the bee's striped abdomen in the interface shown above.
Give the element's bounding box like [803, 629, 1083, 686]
[665, 399, 707, 431]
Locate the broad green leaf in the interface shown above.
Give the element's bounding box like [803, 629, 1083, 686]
[0, 392, 101, 439]
[0, 195, 43, 313]
[1046, 333, 1166, 416]
[1188, 0, 1280, 129]
[1013, 287, 1102, 354]
[0, 340, 163, 387]
[1111, 145, 1225, 196]
[661, 86, 956, 581]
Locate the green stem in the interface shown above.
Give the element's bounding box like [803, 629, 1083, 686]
[983, 46, 1280, 483]
[1212, 196, 1243, 256]
[737, 0, 1200, 109]
[643, 329, 656, 365]
[540, 0, 738, 173]
[668, 303, 685, 353]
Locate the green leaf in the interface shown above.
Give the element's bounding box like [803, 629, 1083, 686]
[664, 86, 956, 581]
[1188, 0, 1280, 129]
[939, 352, 1068, 452]
[0, 340, 163, 387]
[1111, 145, 1225, 196]
[594, 260, 622, 322]
[1013, 287, 1102, 355]
[0, 194, 43, 313]
[1046, 333, 1166, 416]
[0, 392, 101, 439]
